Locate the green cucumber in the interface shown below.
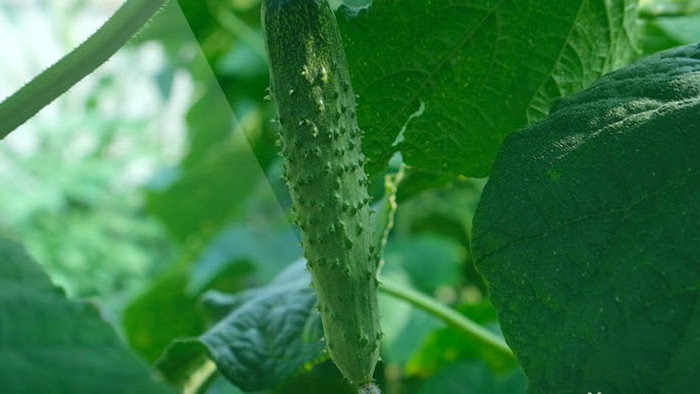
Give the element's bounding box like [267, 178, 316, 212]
[262, 0, 382, 389]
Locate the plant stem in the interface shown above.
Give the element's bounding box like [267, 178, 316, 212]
[378, 278, 515, 359]
[0, 0, 169, 140]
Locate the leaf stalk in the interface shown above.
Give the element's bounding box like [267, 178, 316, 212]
[378, 278, 515, 359]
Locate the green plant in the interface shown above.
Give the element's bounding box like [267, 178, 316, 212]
[262, 0, 381, 390]
[1, 0, 700, 393]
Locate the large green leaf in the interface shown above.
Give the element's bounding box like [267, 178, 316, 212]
[340, 0, 639, 177]
[472, 43, 700, 393]
[0, 237, 174, 394]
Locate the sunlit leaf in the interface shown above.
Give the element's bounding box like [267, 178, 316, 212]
[340, 0, 639, 178]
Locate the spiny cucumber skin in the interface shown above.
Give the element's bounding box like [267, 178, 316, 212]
[262, 0, 381, 387]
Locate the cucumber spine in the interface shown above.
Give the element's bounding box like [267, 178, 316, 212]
[262, 0, 382, 387]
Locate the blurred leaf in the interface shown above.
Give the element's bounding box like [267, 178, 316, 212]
[394, 169, 456, 203]
[216, 44, 266, 78]
[0, 237, 174, 394]
[199, 289, 252, 323]
[199, 260, 326, 392]
[650, 13, 700, 42]
[146, 63, 281, 246]
[642, 13, 700, 54]
[378, 280, 444, 365]
[639, 0, 700, 54]
[124, 271, 207, 362]
[199, 259, 310, 320]
[408, 359, 526, 394]
[146, 86, 255, 242]
[473, 43, 700, 392]
[188, 221, 301, 294]
[641, 21, 686, 54]
[394, 179, 485, 244]
[173, 0, 279, 169]
[408, 302, 517, 377]
[127, 174, 292, 366]
[383, 234, 465, 294]
[271, 359, 355, 394]
[199, 260, 258, 299]
[175, 0, 224, 45]
[340, 0, 640, 179]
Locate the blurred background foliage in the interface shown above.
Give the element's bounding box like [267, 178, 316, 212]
[1, 0, 699, 393]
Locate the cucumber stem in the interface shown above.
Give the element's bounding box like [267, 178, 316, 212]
[378, 278, 515, 359]
[0, 0, 169, 139]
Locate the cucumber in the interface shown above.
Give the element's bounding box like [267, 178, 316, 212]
[262, 0, 382, 389]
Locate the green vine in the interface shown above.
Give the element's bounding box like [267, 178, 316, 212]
[0, 0, 169, 139]
[378, 278, 514, 359]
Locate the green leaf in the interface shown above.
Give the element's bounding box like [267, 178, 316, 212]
[408, 302, 517, 376]
[271, 360, 355, 394]
[188, 222, 301, 294]
[124, 271, 207, 362]
[473, 43, 700, 393]
[382, 234, 466, 294]
[408, 359, 526, 394]
[379, 271, 444, 365]
[0, 237, 174, 394]
[199, 260, 326, 392]
[340, 0, 639, 178]
[145, 87, 260, 242]
[643, 13, 700, 53]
